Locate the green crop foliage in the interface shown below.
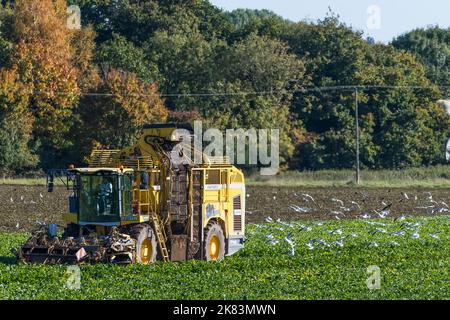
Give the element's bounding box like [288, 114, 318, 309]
[0, 216, 449, 300]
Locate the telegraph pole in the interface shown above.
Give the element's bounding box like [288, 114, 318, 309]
[355, 87, 361, 184]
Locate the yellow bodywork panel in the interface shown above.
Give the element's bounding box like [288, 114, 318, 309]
[63, 213, 77, 225]
[197, 166, 245, 239]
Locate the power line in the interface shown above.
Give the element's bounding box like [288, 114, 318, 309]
[72, 84, 450, 97]
[6, 84, 450, 98]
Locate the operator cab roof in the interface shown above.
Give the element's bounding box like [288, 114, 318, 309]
[71, 167, 134, 174]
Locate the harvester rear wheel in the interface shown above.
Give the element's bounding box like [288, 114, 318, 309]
[204, 221, 225, 262]
[132, 225, 157, 264]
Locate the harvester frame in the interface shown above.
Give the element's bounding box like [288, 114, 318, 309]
[17, 124, 245, 264]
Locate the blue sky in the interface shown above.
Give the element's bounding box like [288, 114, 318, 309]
[210, 0, 450, 43]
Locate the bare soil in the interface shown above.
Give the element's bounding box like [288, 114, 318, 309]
[0, 185, 449, 232]
[246, 186, 450, 223]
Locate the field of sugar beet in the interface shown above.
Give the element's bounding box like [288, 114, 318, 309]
[0, 185, 449, 299]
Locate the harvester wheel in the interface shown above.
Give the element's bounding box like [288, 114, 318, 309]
[204, 221, 225, 262]
[133, 225, 157, 264]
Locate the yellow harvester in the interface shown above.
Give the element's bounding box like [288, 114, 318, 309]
[18, 124, 245, 264]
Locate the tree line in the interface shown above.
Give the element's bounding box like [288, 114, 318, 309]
[1, 0, 450, 174]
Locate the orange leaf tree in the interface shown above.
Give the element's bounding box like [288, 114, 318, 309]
[75, 68, 167, 161]
[12, 0, 80, 167]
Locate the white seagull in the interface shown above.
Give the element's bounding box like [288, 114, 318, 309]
[331, 198, 344, 206]
[285, 233, 295, 256]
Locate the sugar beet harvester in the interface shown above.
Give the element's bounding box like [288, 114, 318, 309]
[17, 124, 245, 264]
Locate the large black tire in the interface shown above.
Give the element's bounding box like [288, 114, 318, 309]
[204, 221, 225, 262]
[132, 224, 157, 264]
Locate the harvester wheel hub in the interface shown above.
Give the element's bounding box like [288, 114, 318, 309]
[209, 235, 220, 261]
[140, 238, 153, 264]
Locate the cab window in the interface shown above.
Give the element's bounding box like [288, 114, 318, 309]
[79, 174, 120, 223]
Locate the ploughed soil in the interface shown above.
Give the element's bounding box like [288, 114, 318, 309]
[0, 185, 449, 232]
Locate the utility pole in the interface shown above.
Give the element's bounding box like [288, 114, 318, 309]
[355, 87, 361, 184]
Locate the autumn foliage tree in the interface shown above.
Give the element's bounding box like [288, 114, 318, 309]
[74, 68, 167, 160]
[12, 0, 80, 167]
[0, 0, 169, 170]
[70, 25, 100, 91]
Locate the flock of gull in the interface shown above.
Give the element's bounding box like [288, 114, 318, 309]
[286, 191, 450, 219]
[6, 190, 449, 253]
[9, 193, 45, 205]
[246, 190, 449, 256]
[9, 193, 45, 230]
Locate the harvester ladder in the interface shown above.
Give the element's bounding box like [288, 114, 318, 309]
[151, 212, 170, 262]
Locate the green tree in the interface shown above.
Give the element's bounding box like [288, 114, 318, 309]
[392, 27, 450, 85]
[96, 34, 160, 84]
[70, 0, 232, 44]
[226, 9, 286, 30]
[286, 16, 449, 169]
[72, 0, 233, 111]
[206, 34, 307, 166]
[0, 4, 13, 68]
[145, 27, 222, 110]
[0, 68, 37, 173]
[225, 8, 292, 43]
[286, 17, 376, 169]
[361, 45, 448, 168]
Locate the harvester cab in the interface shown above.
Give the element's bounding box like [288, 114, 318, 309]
[48, 168, 135, 227]
[17, 123, 246, 265]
